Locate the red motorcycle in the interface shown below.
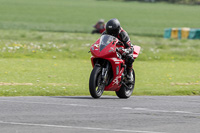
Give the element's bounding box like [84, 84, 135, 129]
[89, 35, 140, 98]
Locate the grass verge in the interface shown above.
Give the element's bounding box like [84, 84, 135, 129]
[0, 58, 199, 96]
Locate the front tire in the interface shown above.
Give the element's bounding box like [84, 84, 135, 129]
[115, 69, 135, 99]
[89, 66, 104, 98]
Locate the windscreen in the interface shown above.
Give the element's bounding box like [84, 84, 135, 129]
[99, 35, 115, 51]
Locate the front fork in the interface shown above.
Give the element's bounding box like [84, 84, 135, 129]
[101, 62, 109, 84]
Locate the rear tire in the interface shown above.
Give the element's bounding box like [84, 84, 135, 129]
[115, 69, 135, 99]
[89, 66, 104, 98]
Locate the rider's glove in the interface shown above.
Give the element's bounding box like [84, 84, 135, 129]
[118, 48, 126, 56]
[124, 49, 130, 54]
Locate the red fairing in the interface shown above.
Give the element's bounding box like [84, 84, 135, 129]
[90, 35, 140, 91]
[90, 40, 118, 59]
[103, 57, 125, 91]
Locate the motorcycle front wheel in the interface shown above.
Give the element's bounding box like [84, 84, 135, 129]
[115, 69, 135, 99]
[89, 66, 104, 98]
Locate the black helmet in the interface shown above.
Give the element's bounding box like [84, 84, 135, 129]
[106, 18, 120, 36]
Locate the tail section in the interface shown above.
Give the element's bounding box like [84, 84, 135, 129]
[133, 45, 140, 59]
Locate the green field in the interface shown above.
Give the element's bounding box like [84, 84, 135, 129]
[0, 0, 199, 96]
[0, 0, 200, 36]
[0, 30, 199, 96]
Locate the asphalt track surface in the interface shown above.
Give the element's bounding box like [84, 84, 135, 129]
[0, 96, 199, 133]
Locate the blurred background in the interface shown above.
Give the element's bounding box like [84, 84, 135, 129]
[0, 0, 199, 96]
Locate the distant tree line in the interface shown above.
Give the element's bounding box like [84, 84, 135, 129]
[124, 0, 200, 4]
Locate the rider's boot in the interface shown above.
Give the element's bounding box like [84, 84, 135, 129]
[127, 67, 133, 83]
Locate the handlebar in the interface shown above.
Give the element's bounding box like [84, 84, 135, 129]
[116, 41, 124, 46]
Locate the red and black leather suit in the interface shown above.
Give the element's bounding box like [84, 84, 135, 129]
[102, 27, 134, 74]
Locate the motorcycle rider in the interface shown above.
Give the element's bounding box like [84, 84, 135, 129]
[102, 18, 134, 83]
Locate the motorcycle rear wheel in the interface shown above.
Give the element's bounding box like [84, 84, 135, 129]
[115, 69, 135, 99]
[89, 66, 104, 98]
